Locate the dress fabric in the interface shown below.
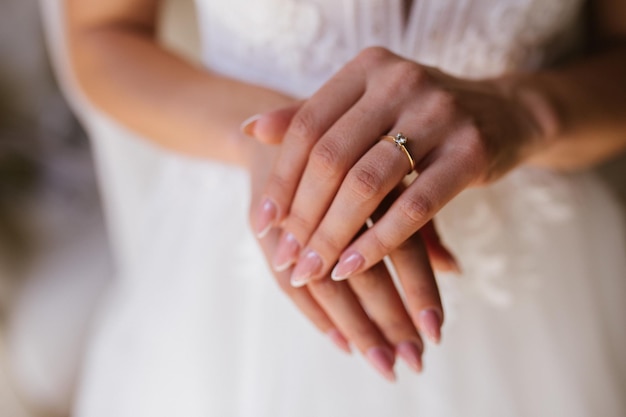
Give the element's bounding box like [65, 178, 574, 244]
[71, 0, 626, 416]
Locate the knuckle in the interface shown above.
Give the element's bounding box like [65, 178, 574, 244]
[399, 194, 435, 226]
[347, 164, 386, 201]
[266, 171, 292, 198]
[433, 90, 459, 114]
[456, 123, 489, 170]
[368, 228, 395, 255]
[311, 229, 343, 256]
[390, 61, 427, 90]
[356, 46, 393, 66]
[289, 110, 319, 145]
[286, 209, 314, 234]
[309, 139, 347, 179]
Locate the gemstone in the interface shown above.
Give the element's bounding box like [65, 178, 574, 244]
[395, 133, 407, 145]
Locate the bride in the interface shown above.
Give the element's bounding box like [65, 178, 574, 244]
[58, 0, 626, 415]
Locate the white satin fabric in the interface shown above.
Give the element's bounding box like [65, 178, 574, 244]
[45, 0, 626, 416]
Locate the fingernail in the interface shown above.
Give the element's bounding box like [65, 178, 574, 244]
[419, 309, 443, 344]
[365, 346, 396, 382]
[272, 232, 300, 272]
[331, 251, 364, 281]
[396, 341, 423, 373]
[290, 249, 323, 287]
[240, 114, 261, 137]
[255, 198, 278, 238]
[327, 329, 352, 354]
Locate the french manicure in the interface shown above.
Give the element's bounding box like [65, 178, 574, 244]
[290, 249, 323, 287]
[255, 198, 278, 238]
[272, 232, 300, 272]
[365, 346, 396, 382]
[331, 250, 365, 281]
[419, 309, 443, 344]
[240, 114, 261, 137]
[396, 341, 423, 373]
[327, 329, 352, 354]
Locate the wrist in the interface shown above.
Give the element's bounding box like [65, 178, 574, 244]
[492, 72, 565, 165]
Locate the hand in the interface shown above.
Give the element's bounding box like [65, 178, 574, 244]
[244, 129, 446, 381]
[251, 47, 543, 288]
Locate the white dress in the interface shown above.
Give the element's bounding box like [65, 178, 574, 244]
[48, 0, 626, 416]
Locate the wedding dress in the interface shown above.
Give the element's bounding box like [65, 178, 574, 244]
[45, 0, 626, 416]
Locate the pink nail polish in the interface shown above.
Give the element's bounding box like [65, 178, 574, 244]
[255, 198, 277, 238]
[240, 114, 261, 137]
[396, 341, 423, 373]
[272, 233, 300, 272]
[327, 329, 352, 354]
[366, 346, 396, 382]
[290, 249, 323, 287]
[419, 309, 443, 344]
[331, 251, 364, 281]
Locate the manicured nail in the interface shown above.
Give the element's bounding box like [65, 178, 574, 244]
[419, 309, 443, 344]
[290, 249, 323, 287]
[240, 114, 261, 137]
[396, 341, 423, 373]
[365, 346, 396, 382]
[327, 329, 352, 354]
[331, 251, 364, 281]
[272, 232, 300, 272]
[255, 198, 278, 238]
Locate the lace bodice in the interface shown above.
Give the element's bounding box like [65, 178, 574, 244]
[195, 0, 584, 98]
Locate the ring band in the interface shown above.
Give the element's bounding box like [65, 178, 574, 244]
[380, 132, 415, 174]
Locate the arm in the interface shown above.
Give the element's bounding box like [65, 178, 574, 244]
[66, 0, 292, 166]
[508, 0, 626, 170]
[65, 0, 446, 379]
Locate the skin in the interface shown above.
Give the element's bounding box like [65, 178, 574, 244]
[66, 0, 626, 381]
[251, 1, 626, 291]
[65, 0, 459, 380]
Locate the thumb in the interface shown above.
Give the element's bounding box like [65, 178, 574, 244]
[240, 101, 304, 145]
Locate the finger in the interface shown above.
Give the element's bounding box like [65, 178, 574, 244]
[287, 94, 458, 285]
[288, 134, 413, 285]
[387, 231, 444, 345]
[307, 277, 397, 381]
[255, 227, 351, 353]
[252, 63, 367, 237]
[333, 147, 476, 280]
[420, 220, 461, 274]
[369, 189, 444, 345]
[347, 262, 424, 372]
[241, 102, 304, 145]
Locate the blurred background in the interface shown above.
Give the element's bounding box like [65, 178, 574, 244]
[0, 1, 624, 416]
[0, 1, 198, 416]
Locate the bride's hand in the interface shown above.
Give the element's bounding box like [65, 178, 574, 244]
[250, 46, 545, 287]
[245, 137, 444, 381]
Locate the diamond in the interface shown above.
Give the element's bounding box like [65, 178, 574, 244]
[394, 133, 408, 146]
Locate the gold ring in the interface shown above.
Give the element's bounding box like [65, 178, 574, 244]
[380, 132, 415, 174]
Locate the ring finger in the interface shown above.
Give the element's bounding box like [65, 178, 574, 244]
[289, 124, 436, 287]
